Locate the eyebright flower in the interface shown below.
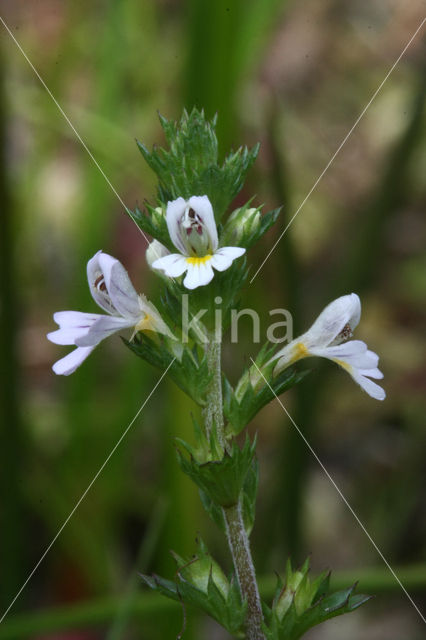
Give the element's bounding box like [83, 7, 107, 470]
[47, 251, 173, 375]
[270, 293, 385, 400]
[151, 195, 246, 289]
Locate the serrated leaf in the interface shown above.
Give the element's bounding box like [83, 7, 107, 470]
[177, 437, 257, 508]
[136, 109, 258, 219]
[126, 205, 173, 249]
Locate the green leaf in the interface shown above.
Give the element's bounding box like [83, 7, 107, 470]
[126, 204, 173, 249]
[224, 367, 309, 435]
[176, 437, 257, 508]
[124, 335, 210, 406]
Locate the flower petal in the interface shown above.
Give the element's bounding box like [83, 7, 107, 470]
[358, 367, 384, 379]
[98, 253, 141, 319]
[47, 327, 89, 345]
[75, 315, 134, 347]
[152, 253, 188, 278]
[304, 293, 361, 349]
[350, 369, 386, 400]
[316, 341, 380, 370]
[87, 251, 116, 313]
[47, 312, 103, 345]
[188, 195, 218, 252]
[183, 261, 214, 289]
[52, 311, 102, 328]
[166, 197, 188, 254]
[211, 246, 246, 271]
[52, 346, 96, 376]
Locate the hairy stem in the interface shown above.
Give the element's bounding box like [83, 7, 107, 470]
[202, 334, 225, 449]
[203, 332, 265, 639]
[223, 503, 265, 639]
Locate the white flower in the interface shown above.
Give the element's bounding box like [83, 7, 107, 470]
[47, 251, 173, 375]
[151, 195, 246, 289]
[271, 293, 385, 400]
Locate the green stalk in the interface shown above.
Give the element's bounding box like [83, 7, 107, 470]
[204, 332, 265, 640]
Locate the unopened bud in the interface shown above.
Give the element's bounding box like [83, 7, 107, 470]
[221, 206, 261, 246]
[180, 552, 229, 600]
[146, 240, 169, 268]
[152, 206, 165, 225]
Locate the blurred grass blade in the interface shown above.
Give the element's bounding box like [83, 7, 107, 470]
[0, 46, 26, 611]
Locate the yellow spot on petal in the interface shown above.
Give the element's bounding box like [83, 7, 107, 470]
[135, 314, 156, 334]
[185, 255, 212, 266]
[334, 358, 352, 372]
[290, 342, 309, 363]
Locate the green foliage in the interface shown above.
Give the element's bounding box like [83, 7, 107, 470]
[224, 344, 309, 435]
[140, 539, 247, 637]
[263, 558, 371, 639]
[123, 335, 211, 406]
[176, 436, 257, 508]
[159, 260, 249, 338]
[176, 431, 259, 536]
[127, 203, 174, 251]
[136, 108, 259, 220]
[198, 456, 258, 537]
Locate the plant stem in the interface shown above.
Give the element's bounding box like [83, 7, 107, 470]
[203, 332, 265, 639]
[202, 333, 225, 449]
[223, 503, 265, 640]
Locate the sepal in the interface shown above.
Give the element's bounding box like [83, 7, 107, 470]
[140, 540, 247, 637]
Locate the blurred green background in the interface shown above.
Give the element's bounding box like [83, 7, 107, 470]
[0, 1, 425, 638]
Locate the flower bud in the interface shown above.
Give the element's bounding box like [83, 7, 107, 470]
[152, 205, 165, 225]
[180, 553, 229, 600]
[275, 563, 306, 619]
[221, 206, 261, 246]
[146, 240, 169, 269]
